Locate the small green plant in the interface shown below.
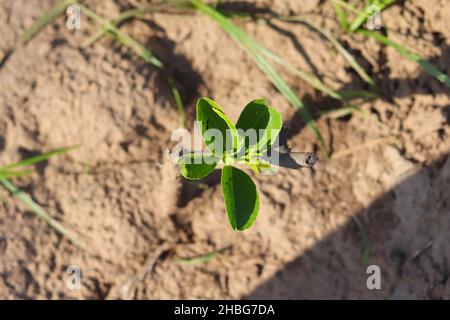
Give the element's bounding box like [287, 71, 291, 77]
[178, 97, 281, 231]
[178, 98, 317, 231]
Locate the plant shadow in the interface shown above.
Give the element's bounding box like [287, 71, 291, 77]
[140, 21, 206, 123]
[245, 154, 450, 299]
[106, 15, 207, 126]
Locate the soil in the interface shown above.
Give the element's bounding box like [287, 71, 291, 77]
[0, 0, 449, 299]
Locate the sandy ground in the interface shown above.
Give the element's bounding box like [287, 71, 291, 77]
[0, 0, 449, 299]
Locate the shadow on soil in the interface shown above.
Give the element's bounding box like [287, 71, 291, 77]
[244, 154, 450, 299]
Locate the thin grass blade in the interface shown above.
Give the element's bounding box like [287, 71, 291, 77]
[212, 11, 346, 100]
[22, 0, 75, 44]
[332, 0, 364, 16]
[0, 146, 78, 171]
[175, 251, 219, 265]
[333, 1, 450, 87]
[83, 8, 155, 47]
[360, 29, 450, 87]
[279, 16, 375, 87]
[337, 88, 378, 101]
[192, 0, 328, 157]
[332, 0, 350, 31]
[0, 169, 34, 179]
[349, 0, 396, 32]
[352, 215, 371, 265]
[254, 43, 343, 100]
[1, 0, 74, 67]
[79, 3, 186, 127]
[0, 177, 80, 247]
[175, 245, 232, 265]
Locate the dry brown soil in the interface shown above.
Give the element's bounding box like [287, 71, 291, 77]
[0, 0, 449, 299]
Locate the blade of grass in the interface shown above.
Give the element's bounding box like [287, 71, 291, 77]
[349, 0, 396, 32]
[125, 5, 376, 104]
[278, 16, 375, 87]
[352, 215, 371, 265]
[106, 31, 185, 128]
[22, 0, 75, 44]
[82, 8, 156, 48]
[0, 146, 78, 171]
[334, 1, 450, 88]
[92, 5, 372, 116]
[332, 0, 350, 31]
[320, 105, 360, 119]
[0, 177, 80, 247]
[253, 43, 344, 100]
[78, 3, 186, 127]
[332, 0, 363, 16]
[320, 103, 390, 133]
[175, 246, 231, 265]
[337, 88, 378, 101]
[192, 0, 328, 157]
[0, 170, 34, 179]
[216, 11, 347, 100]
[360, 29, 450, 87]
[1, 0, 74, 68]
[79, 7, 163, 68]
[175, 251, 219, 265]
[83, 2, 195, 43]
[211, 9, 377, 99]
[320, 103, 379, 124]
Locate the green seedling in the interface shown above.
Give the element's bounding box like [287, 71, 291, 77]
[178, 97, 279, 231]
[178, 98, 317, 231]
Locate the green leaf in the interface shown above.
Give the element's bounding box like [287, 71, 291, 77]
[236, 99, 282, 155]
[196, 97, 238, 157]
[221, 166, 259, 231]
[179, 153, 218, 180]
